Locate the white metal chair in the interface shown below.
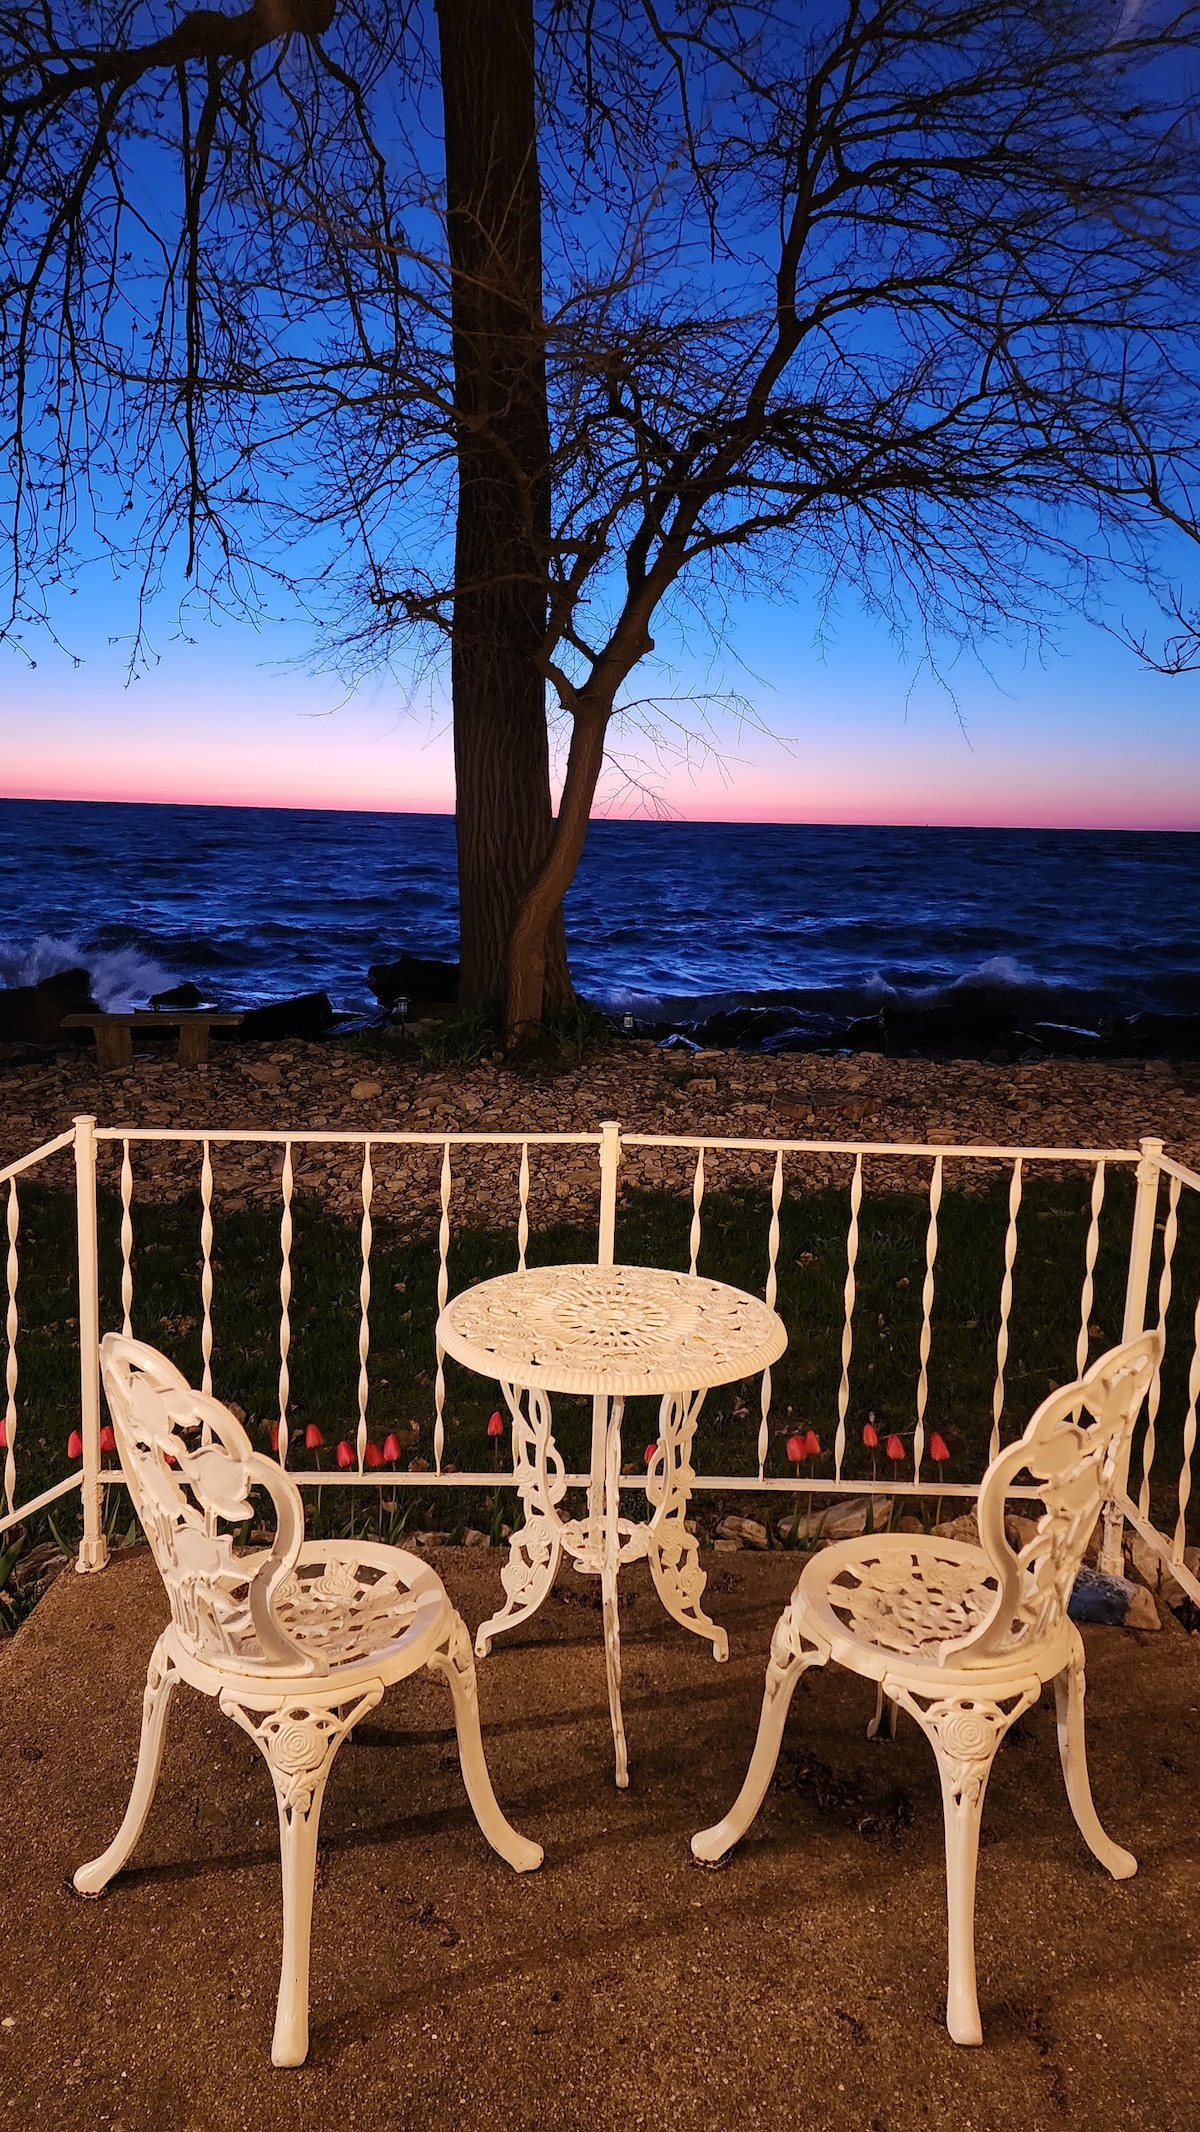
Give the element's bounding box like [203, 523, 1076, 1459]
[75, 1335, 542, 2066]
[692, 1332, 1162, 2045]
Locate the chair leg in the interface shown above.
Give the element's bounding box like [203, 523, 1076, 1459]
[904, 1692, 1032, 2046]
[222, 1688, 383, 2068]
[866, 1683, 898, 1741]
[691, 1604, 828, 1863]
[74, 1634, 179, 1896]
[1054, 1631, 1136, 1880]
[425, 1610, 544, 1873]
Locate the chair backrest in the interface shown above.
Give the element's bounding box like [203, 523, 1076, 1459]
[941, 1330, 1163, 1665]
[100, 1334, 324, 1677]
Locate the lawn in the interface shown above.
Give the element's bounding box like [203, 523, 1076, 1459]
[4, 1168, 1197, 1559]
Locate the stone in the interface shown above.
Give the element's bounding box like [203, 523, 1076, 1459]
[935, 1511, 980, 1544]
[243, 1061, 282, 1086]
[1069, 1566, 1161, 1630]
[351, 1079, 382, 1100]
[897, 1514, 923, 1533]
[716, 1514, 768, 1548]
[1126, 1583, 1162, 1631]
[148, 981, 208, 1009]
[234, 992, 336, 1042]
[367, 956, 459, 1009]
[713, 1536, 743, 1552]
[463, 1529, 490, 1548]
[0, 967, 100, 1045]
[776, 1496, 892, 1543]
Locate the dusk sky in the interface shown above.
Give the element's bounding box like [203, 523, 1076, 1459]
[6, 564, 1198, 829]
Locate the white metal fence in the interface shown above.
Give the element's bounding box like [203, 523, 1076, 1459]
[3, 1112, 1198, 1604]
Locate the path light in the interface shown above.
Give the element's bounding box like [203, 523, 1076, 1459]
[304, 1423, 324, 1451]
[335, 1440, 354, 1469]
[67, 1429, 83, 1460]
[383, 1433, 402, 1464]
[622, 1014, 635, 1033]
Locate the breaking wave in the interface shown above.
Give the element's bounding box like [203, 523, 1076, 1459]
[0, 935, 179, 1012]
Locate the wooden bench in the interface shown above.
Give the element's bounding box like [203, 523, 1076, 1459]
[62, 1011, 243, 1071]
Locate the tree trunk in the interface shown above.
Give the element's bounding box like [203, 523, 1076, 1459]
[436, 0, 571, 1016]
[505, 706, 609, 1039]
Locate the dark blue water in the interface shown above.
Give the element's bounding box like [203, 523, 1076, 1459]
[0, 797, 1196, 1029]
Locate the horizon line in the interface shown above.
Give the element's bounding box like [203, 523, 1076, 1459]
[1, 787, 1196, 836]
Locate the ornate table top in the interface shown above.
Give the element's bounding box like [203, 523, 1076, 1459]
[437, 1263, 787, 1397]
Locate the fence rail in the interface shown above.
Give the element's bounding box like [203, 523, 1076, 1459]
[1, 1114, 1197, 1603]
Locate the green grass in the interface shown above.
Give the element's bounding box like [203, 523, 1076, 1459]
[5, 1170, 1198, 1557]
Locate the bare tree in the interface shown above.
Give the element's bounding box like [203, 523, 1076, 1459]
[3, 2, 1199, 1038]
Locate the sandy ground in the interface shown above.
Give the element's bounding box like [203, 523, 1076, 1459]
[1, 1548, 1198, 2132]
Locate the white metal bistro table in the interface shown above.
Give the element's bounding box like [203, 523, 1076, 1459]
[437, 1262, 787, 1785]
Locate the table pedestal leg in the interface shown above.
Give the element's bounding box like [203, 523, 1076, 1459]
[599, 1395, 629, 1787]
[646, 1389, 728, 1661]
[475, 1385, 565, 1657]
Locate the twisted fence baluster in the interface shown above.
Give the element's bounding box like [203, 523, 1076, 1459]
[357, 1142, 373, 1471]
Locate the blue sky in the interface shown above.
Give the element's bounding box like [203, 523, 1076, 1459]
[5, 559, 1198, 829]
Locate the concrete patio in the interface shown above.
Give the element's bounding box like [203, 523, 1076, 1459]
[1, 1549, 1197, 2132]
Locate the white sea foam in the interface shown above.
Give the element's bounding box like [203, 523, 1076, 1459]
[0, 936, 178, 1012]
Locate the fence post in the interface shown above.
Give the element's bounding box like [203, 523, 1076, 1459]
[74, 1114, 108, 1573]
[597, 1121, 621, 1269]
[1098, 1135, 1163, 1575]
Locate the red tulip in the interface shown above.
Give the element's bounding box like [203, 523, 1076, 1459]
[67, 1429, 83, 1461]
[383, 1433, 402, 1463]
[269, 1421, 280, 1452]
[364, 1440, 385, 1469]
[0, 1418, 7, 1448]
[99, 1425, 116, 1454]
[304, 1423, 324, 1450]
[862, 1420, 879, 1449]
[885, 1434, 905, 1464]
[929, 1431, 950, 1464]
[644, 1442, 658, 1465]
[804, 1430, 821, 1460]
[335, 1440, 355, 1469]
[486, 1411, 504, 1439]
[785, 1432, 807, 1464]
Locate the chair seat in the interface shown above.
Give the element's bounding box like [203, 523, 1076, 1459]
[795, 1534, 1052, 1683]
[167, 1539, 450, 1691]
[274, 1541, 447, 1675]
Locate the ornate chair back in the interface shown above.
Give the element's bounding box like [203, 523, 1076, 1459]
[99, 1333, 323, 1676]
[942, 1330, 1162, 1666]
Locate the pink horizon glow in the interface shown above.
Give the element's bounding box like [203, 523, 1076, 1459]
[4, 764, 1197, 832]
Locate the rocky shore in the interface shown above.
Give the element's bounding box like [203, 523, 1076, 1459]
[2, 1035, 1196, 1232]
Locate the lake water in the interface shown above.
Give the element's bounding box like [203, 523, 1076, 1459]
[0, 797, 1196, 1035]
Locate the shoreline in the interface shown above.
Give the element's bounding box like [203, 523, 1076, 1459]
[1, 1037, 1195, 1230]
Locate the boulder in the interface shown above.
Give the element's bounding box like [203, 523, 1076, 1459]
[0, 967, 99, 1044]
[234, 992, 337, 1041]
[689, 1006, 800, 1049]
[1068, 1565, 1161, 1630]
[148, 980, 209, 1009]
[881, 997, 1017, 1058]
[367, 956, 459, 1009]
[1100, 1011, 1200, 1059]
